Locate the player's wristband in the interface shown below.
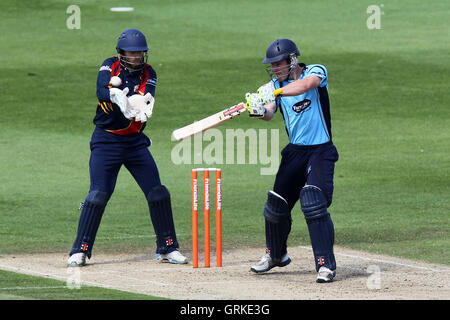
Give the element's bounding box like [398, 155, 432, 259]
[273, 88, 283, 96]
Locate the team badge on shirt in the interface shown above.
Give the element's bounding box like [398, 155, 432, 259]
[292, 99, 311, 113]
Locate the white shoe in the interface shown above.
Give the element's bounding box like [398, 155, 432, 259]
[67, 253, 86, 267]
[250, 253, 291, 273]
[316, 266, 336, 283]
[155, 250, 188, 264]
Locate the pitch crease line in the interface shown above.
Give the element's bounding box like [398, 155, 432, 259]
[0, 286, 71, 290]
[0, 264, 113, 289]
[298, 246, 450, 273]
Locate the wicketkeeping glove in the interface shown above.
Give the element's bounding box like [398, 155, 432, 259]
[128, 93, 155, 123]
[245, 92, 266, 118]
[109, 87, 137, 120]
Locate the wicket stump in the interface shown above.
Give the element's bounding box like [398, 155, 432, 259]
[192, 168, 222, 268]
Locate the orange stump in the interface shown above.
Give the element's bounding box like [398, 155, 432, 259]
[192, 168, 222, 268]
[203, 169, 210, 267]
[192, 169, 198, 268]
[215, 169, 222, 267]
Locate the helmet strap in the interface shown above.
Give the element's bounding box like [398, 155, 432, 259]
[284, 54, 299, 81]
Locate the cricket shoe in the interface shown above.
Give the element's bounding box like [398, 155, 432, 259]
[250, 253, 291, 273]
[155, 250, 188, 264]
[67, 253, 86, 267]
[316, 266, 336, 283]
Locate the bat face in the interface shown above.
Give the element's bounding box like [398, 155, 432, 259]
[171, 102, 247, 141]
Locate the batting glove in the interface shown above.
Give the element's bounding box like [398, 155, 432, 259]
[257, 81, 276, 105]
[245, 92, 266, 118]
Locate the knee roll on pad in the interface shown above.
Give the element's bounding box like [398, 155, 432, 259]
[263, 190, 290, 223]
[85, 190, 110, 206]
[300, 185, 329, 221]
[146, 185, 170, 203]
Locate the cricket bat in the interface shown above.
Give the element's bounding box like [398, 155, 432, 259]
[171, 102, 247, 141]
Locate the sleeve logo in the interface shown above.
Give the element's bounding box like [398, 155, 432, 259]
[147, 78, 157, 86]
[99, 65, 112, 72]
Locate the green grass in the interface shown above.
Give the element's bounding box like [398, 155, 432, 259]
[0, 270, 165, 300]
[0, 0, 449, 299]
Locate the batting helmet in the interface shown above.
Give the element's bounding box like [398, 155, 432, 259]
[116, 29, 149, 53]
[262, 39, 300, 64]
[116, 29, 149, 72]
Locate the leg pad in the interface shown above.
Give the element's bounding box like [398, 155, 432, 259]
[70, 190, 110, 258]
[147, 185, 179, 254]
[300, 185, 336, 271]
[300, 185, 329, 221]
[263, 191, 291, 263]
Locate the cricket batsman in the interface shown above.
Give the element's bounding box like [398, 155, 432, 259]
[67, 29, 187, 266]
[245, 39, 339, 282]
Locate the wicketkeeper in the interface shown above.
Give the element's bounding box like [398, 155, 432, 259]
[67, 29, 187, 266]
[245, 39, 339, 283]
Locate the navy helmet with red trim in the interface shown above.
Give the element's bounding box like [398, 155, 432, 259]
[116, 29, 148, 52]
[116, 29, 149, 72]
